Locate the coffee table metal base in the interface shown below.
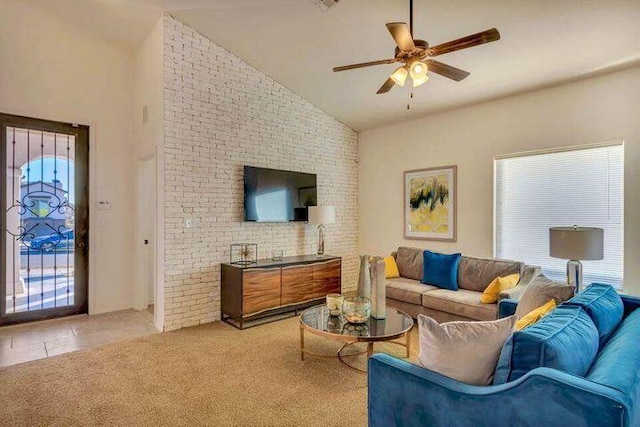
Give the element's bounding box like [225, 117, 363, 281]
[299, 325, 411, 374]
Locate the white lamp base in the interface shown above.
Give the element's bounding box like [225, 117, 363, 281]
[316, 224, 325, 256]
[566, 259, 583, 294]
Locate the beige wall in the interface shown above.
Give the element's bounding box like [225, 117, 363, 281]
[0, 0, 136, 313]
[134, 18, 164, 160]
[162, 16, 358, 331]
[133, 18, 164, 328]
[359, 66, 640, 295]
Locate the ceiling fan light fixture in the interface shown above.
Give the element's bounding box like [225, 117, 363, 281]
[390, 66, 409, 86]
[330, 0, 499, 98]
[409, 60, 428, 80]
[412, 74, 430, 87]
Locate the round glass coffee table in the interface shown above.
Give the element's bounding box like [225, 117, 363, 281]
[299, 305, 414, 373]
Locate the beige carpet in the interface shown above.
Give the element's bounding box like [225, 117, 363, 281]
[0, 316, 419, 426]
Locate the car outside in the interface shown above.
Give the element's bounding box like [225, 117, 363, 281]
[28, 229, 74, 252]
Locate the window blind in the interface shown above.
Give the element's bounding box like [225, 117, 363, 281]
[495, 144, 624, 289]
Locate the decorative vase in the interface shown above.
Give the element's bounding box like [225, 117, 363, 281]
[369, 256, 387, 319]
[342, 297, 371, 324]
[271, 249, 283, 261]
[357, 255, 371, 300]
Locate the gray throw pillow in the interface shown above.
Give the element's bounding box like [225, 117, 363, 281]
[417, 314, 516, 385]
[515, 275, 574, 319]
[395, 247, 423, 281]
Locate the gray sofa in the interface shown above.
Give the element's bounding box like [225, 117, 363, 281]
[386, 247, 540, 323]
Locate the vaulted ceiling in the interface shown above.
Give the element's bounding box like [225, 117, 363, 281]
[28, 0, 640, 131]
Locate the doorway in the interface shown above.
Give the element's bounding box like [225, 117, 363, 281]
[136, 156, 156, 319]
[0, 113, 89, 325]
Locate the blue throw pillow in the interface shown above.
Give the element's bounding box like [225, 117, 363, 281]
[421, 250, 461, 291]
[493, 305, 599, 384]
[564, 283, 624, 347]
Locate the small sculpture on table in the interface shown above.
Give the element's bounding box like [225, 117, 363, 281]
[230, 243, 257, 265]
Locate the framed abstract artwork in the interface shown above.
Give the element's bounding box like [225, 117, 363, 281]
[403, 165, 457, 241]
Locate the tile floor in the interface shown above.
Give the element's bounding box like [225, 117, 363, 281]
[0, 309, 159, 367]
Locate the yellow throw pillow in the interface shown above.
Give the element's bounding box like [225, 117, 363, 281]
[480, 273, 520, 304]
[384, 256, 400, 279]
[516, 299, 557, 330]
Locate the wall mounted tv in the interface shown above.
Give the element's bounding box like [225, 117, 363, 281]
[244, 166, 317, 222]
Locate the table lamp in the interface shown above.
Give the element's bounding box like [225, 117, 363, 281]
[549, 226, 604, 293]
[308, 206, 335, 256]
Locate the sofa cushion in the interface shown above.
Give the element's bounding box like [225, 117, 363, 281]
[422, 289, 497, 321]
[481, 273, 520, 304]
[494, 305, 599, 384]
[565, 283, 624, 346]
[383, 256, 400, 279]
[421, 250, 461, 291]
[515, 275, 575, 319]
[417, 314, 516, 385]
[395, 247, 423, 281]
[386, 277, 438, 305]
[586, 309, 640, 412]
[458, 256, 524, 292]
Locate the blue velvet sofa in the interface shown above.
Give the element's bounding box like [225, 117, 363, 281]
[368, 284, 640, 427]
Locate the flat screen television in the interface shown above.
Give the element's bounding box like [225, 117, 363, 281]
[244, 166, 317, 222]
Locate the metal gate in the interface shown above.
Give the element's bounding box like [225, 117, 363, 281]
[1, 114, 89, 325]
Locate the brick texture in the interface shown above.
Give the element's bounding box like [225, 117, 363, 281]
[162, 15, 358, 331]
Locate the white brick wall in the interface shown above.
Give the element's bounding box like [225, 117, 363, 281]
[162, 15, 359, 331]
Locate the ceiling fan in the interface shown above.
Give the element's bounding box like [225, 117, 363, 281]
[332, 0, 500, 94]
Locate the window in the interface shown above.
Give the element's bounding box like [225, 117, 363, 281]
[494, 143, 624, 288]
[33, 198, 50, 217]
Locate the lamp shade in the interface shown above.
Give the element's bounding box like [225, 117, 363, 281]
[549, 227, 604, 260]
[412, 74, 429, 87]
[390, 66, 408, 86]
[409, 60, 428, 81]
[308, 206, 335, 225]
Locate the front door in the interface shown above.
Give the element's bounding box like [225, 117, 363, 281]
[0, 113, 89, 325]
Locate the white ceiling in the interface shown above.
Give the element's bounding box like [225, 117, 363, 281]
[28, 0, 640, 131]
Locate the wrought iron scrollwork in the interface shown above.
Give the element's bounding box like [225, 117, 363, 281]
[6, 190, 74, 250]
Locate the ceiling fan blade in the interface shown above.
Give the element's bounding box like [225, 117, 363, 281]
[386, 22, 416, 52]
[427, 60, 470, 81]
[333, 58, 397, 72]
[428, 28, 500, 57]
[376, 77, 395, 94]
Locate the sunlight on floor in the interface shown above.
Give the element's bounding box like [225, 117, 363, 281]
[5, 266, 75, 314]
[0, 309, 158, 367]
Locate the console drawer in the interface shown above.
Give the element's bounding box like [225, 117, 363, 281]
[281, 264, 315, 305]
[242, 267, 281, 316]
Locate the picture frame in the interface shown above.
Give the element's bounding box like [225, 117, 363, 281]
[403, 165, 457, 241]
